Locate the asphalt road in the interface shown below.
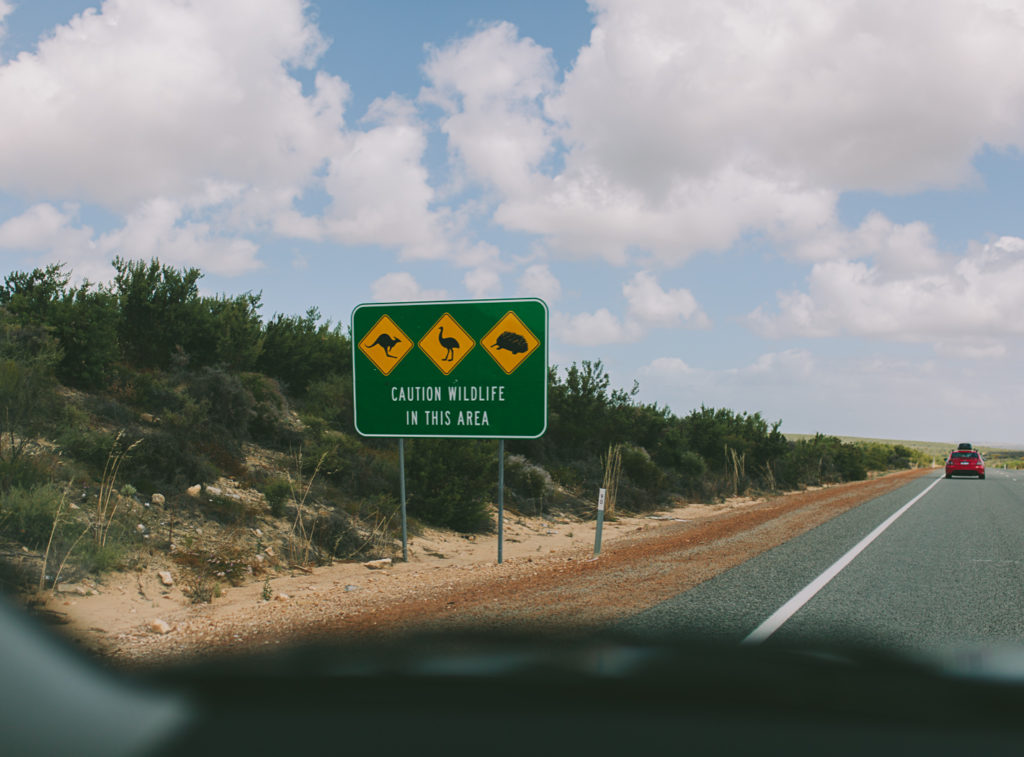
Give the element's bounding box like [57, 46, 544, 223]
[623, 469, 1024, 653]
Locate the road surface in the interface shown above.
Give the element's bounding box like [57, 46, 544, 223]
[624, 469, 1024, 652]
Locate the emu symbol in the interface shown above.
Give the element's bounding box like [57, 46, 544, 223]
[438, 326, 459, 361]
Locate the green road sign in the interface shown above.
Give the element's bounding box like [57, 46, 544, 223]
[352, 299, 548, 438]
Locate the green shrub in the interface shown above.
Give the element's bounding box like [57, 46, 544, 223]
[620, 445, 666, 495]
[302, 431, 399, 500]
[112, 257, 203, 370]
[836, 444, 867, 481]
[240, 373, 299, 447]
[406, 439, 495, 533]
[302, 373, 353, 431]
[174, 540, 253, 603]
[53, 282, 120, 390]
[674, 451, 708, 497]
[119, 367, 182, 415]
[504, 455, 549, 515]
[76, 540, 125, 574]
[83, 395, 136, 427]
[1, 264, 69, 325]
[256, 309, 350, 396]
[888, 444, 914, 469]
[57, 427, 117, 475]
[124, 429, 216, 491]
[550, 457, 603, 497]
[0, 316, 63, 471]
[186, 366, 254, 445]
[204, 494, 253, 526]
[774, 434, 876, 487]
[0, 454, 54, 492]
[0, 484, 66, 549]
[505, 455, 548, 499]
[262, 478, 291, 518]
[301, 507, 364, 561]
[188, 292, 264, 372]
[0, 482, 132, 582]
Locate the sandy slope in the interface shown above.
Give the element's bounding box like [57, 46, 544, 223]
[43, 468, 933, 666]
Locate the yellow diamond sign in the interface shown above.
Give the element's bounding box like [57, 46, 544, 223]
[358, 315, 412, 376]
[418, 313, 474, 375]
[482, 311, 540, 374]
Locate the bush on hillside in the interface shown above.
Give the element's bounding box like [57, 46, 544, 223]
[261, 477, 292, 518]
[240, 373, 300, 447]
[302, 430, 399, 500]
[302, 373, 354, 431]
[0, 316, 63, 476]
[406, 439, 495, 533]
[186, 366, 254, 447]
[256, 308, 350, 395]
[504, 455, 549, 515]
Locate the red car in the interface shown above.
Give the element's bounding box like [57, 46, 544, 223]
[945, 449, 985, 479]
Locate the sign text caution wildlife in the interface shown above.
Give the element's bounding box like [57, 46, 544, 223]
[353, 299, 548, 438]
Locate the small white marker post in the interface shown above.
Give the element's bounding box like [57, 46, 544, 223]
[497, 439, 505, 564]
[594, 487, 607, 557]
[399, 438, 408, 562]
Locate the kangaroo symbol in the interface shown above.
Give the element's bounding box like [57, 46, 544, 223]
[366, 333, 401, 358]
[438, 326, 459, 361]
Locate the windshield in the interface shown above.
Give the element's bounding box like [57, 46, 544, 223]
[2, 0, 1024, 696]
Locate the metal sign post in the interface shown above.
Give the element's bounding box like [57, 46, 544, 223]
[399, 438, 408, 562]
[594, 487, 607, 557]
[498, 439, 505, 564]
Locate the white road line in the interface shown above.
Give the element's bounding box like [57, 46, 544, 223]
[742, 475, 943, 645]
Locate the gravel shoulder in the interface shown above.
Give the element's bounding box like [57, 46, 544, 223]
[47, 468, 933, 667]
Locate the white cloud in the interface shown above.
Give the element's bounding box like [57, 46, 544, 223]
[0, 0, 448, 273]
[0, 0, 337, 208]
[0, 196, 262, 279]
[636, 349, 820, 428]
[792, 211, 944, 274]
[554, 0, 1024, 195]
[0, 203, 93, 255]
[734, 349, 815, 380]
[554, 270, 710, 346]
[641, 349, 812, 389]
[423, 3, 1024, 266]
[0, 1, 12, 43]
[624, 271, 709, 327]
[98, 197, 261, 276]
[311, 96, 446, 258]
[639, 356, 694, 379]
[463, 267, 501, 298]
[516, 264, 561, 303]
[421, 21, 557, 197]
[496, 167, 837, 265]
[632, 348, 995, 441]
[370, 272, 446, 302]
[0, 203, 108, 280]
[449, 240, 502, 269]
[553, 308, 641, 346]
[934, 338, 1007, 359]
[750, 235, 1024, 352]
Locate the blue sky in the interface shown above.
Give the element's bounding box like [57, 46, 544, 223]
[2, 0, 1024, 445]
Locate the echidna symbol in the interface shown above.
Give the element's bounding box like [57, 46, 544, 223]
[492, 331, 529, 354]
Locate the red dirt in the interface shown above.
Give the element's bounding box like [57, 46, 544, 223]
[97, 468, 932, 667]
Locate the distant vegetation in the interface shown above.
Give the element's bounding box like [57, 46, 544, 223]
[0, 259, 926, 591]
[786, 434, 1024, 469]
